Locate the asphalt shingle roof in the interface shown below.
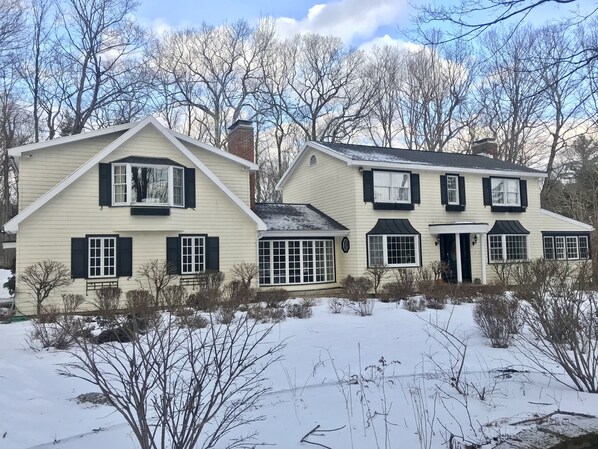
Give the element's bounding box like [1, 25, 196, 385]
[254, 203, 348, 232]
[315, 142, 544, 175]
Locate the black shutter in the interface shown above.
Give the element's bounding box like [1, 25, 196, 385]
[440, 175, 447, 205]
[166, 237, 180, 275]
[520, 179, 528, 208]
[458, 176, 466, 206]
[99, 163, 111, 206]
[411, 174, 420, 204]
[206, 237, 220, 271]
[363, 171, 373, 203]
[482, 178, 491, 206]
[184, 168, 196, 208]
[117, 237, 132, 277]
[71, 238, 87, 279]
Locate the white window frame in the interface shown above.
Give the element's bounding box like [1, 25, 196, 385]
[111, 163, 184, 207]
[543, 236, 555, 260]
[544, 235, 590, 261]
[258, 239, 335, 286]
[487, 234, 528, 263]
[180, 236, 205, 275]
[373, 170, 411, 204]
[88, 236, 117, 278]
[367, 234, 420, 268]
[491, 178, 521, 207]
[446, 175, 459, 205]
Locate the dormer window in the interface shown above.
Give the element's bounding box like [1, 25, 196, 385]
[112, 163, 184, 207]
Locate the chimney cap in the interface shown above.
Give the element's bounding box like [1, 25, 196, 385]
[228, 119, 253, 131]
[472, 137, 496, 145]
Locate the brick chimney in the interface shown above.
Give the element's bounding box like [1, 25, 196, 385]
[471, 138, 498, 159]
[227, 120, 255, 210]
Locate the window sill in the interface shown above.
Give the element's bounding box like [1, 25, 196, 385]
[373, 202, 414, 211]
[491, 205, 526, 213]
[259, 279, 336, 287]
[131, 206, 170, 216]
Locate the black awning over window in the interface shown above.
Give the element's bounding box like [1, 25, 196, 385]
[367, 219, 420, 235]
[111, 156, 184, 167]
[488, 220, 530, 235]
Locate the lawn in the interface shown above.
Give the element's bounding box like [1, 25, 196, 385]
[0, 299, 596, 449]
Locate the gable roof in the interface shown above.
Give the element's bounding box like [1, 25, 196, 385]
[277, 141, 546, 190]
[254, 203, 348, 236]
[4, 116, 266, 233]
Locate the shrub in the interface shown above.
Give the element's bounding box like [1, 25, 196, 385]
[19, 260, 71, 316]
[187, 292, 216, 311]
[328, 297, 345, 314]
[0, 307, 14, 324]
[62, 294, 85, 314]
[380, 269, 416, 302]
[216, 307, 236, 324]
[177, 313, 209, 329]
[347, 298, 375, 316]
[403, 297, 426, 312]
[425, 295, 447, 310]
[491, 263, 515, 287]
[125, 289, 155, 318]
[256, 288, 289, 308]
[161, 285, 188, 311]
[364, 264, 390, 296]
[342, 275, 372, 301]
[37, 303, 61, 323]
[94, 287, 122, 318]
[137, 260, 177, 306]
[247, 304, 286, 323]
[286, 300, 313, 319]
[187, 271, 225, 310]
[473, 294, 520, 348]
[29, 317, 85, 350]
[223, 280, 256, 307]
[417, 281, 447, 309]
[230, 262, 259, 289]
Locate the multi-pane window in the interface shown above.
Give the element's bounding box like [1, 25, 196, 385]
[258, 239, 335, 285]
[446, 175, 459, 205]
[173, 167, 184, 206]
[113, 165, 128, 204]
[543, 235, 590, 260]
[491, 178, 520, 206]
[488, 235, 528, 262]
[111, 163, 185, 207]
[367, 235, 419, 267]
[373, 171, 411, 203]
[181, 236, 205, 274]
[88, 237, 116, 278]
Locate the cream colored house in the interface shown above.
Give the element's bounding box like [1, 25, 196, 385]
[3, 117, 593, 315]
[277, 139, 594, 285]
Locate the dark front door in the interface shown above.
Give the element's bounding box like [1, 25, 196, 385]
[438, 234, 472, 283]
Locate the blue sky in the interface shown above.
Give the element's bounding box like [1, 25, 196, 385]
[134, 0, 592, 47]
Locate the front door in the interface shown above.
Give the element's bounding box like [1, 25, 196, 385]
[438, 234, 472, 283]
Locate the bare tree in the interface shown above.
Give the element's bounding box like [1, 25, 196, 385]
[136, 259, 177, 307]
[55, 0, 146, 134]
[18, 260, 71, 316]
[61, 314, 283, 449]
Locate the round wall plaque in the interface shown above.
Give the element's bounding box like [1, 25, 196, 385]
[341, 237, 350, 253]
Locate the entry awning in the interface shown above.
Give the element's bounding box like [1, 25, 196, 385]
[488, 220, 530, 235]
[429, 222, 489, 235]
[367, 219, 419, 235]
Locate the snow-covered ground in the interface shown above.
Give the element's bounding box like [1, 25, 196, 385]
[0, 268, 13, 300]
[0, 299, 596, 449]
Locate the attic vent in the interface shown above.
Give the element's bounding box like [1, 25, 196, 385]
[309, 155, 317, 166]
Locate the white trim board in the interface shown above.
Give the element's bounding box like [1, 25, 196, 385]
[3, 116, 266, 233]
[540, 209, 594, 231]
[8, 122, 135, 157]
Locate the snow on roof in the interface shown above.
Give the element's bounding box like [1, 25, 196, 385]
[316, 141, 545, 174]
[254, 203, 348, 232]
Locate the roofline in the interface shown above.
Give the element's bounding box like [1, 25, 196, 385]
[4, 116, 267, 233]
[276, 142, 546, 190]
[169, 129, 259, 171]
[260, 230, 350, 238]
[8, 122, 135, 157]
[540, 209, 594, 231]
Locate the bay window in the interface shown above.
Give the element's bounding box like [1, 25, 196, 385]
[112, 163, 184, 207]
[258, 239, 335, 286]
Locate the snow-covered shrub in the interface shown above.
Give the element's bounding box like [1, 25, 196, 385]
[348, 298, 374, 316]
[425, 295, 447, 310]
[161, 285, 188, 311]
[216, 307, 235, 324]
[342, 275, 372, 301]
[93, 287, 122, 318]
[177, 313, 208, 329]
[473, 293, 519, 348]
[29, 316, 86, 350]
[247, 303, 286, 323]
[286, 300, 313, 319]
[256, 288, 289, 308]
[328, 297, 345, 313]
[403, 297, 426, 312]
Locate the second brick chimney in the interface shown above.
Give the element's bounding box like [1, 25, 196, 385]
[227, 119, 255, 210]
[471, 138, 498, 159]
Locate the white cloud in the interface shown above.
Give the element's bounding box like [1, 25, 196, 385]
[358, 34, 422, 53]
[274, 0, 409, 43]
